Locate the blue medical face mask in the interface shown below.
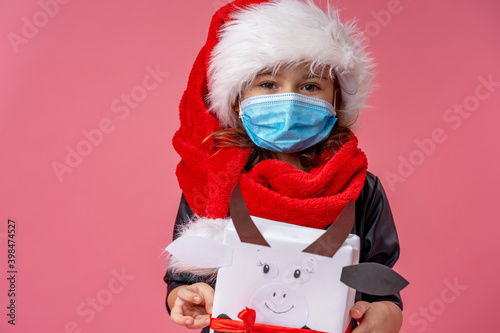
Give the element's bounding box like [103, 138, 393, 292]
[239, 93, 337, 153]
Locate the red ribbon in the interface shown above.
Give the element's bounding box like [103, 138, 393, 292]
[210, 308, 352, 333]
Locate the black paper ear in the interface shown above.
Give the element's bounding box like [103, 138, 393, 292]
[229, 184, 270, 247]
[302, 199, 355, 257]
[340, 262, 409, 296]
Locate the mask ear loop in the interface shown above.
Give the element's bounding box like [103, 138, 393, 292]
[238, 101, 244, 119]
[332, 70, 343, 116]
[332, 87, 338, 117]
[236, 92, 244, 119]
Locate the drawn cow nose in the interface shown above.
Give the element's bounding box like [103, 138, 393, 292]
[271, 289, 287, 300]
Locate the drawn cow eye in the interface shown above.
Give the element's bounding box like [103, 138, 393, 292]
[292, 267, 310, 283]
[258, 261, 279, 278]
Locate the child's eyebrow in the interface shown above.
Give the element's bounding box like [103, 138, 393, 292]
[256, 71, 280, 77]
[304, 73, 328, 80]
[255, 71, 328, 79]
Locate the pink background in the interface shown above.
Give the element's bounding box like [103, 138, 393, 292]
[1, 0, 499, 332]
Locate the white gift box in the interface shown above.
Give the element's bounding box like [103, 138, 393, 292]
[211, 215, 360, 333]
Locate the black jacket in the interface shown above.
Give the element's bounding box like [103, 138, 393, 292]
[164, 171, 402, 331]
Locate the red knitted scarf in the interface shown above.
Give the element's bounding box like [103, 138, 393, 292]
[172, 0, 368, 229]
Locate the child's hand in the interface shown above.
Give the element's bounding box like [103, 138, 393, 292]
[350, 301, 403, 333]
[170, 282, 214, 329]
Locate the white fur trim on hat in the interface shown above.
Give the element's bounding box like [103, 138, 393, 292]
[207, 0, 374, 128]
[166, 216, 229, 278]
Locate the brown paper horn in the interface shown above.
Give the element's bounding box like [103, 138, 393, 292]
[229, 184, 270, 247]
[302, 199, 355, 257]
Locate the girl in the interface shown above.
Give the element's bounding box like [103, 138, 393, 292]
[164, 0, 403, 332]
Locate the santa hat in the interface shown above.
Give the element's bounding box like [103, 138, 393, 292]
[206, 0, 374, 128]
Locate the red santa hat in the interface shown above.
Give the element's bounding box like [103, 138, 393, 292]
[206, 0, 374, 128]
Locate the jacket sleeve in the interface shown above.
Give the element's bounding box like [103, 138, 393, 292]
[352, 171, 403, 309]
[163, 194, 215, 314]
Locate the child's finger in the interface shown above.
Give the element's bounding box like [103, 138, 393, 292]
[189, 313, 211, 329]
[350, 301, 370, 320]
[177, 286, 203, 304]
[196, 285, 214, 314]
[170, 298, 194, 327]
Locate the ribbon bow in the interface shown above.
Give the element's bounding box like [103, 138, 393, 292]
[210, 307, 352, 333]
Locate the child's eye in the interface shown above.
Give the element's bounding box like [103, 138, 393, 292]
[302, 83, 319, 92]
[260, 81, 278, 90]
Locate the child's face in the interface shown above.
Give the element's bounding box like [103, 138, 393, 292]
[235, 63, 336, 112]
